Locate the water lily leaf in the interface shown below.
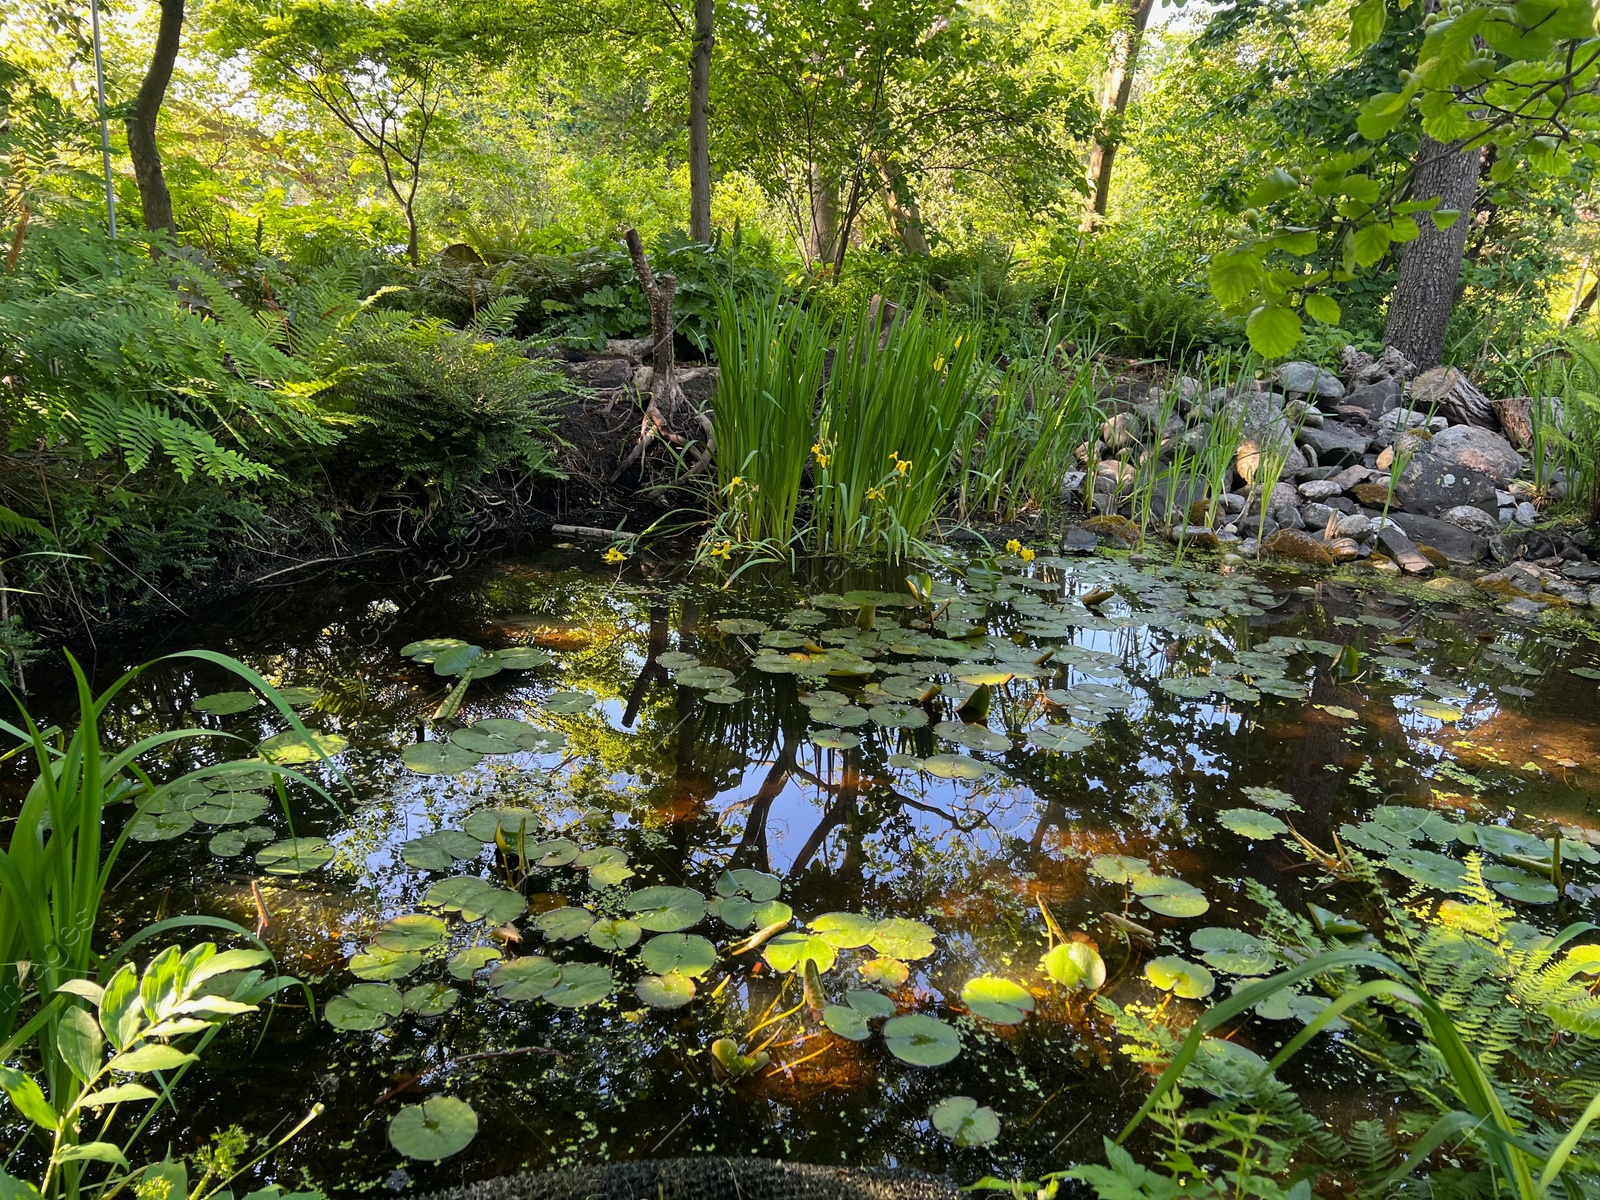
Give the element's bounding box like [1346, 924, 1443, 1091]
[882, 1014, 960, 1066]
[489, 956, 560, 1001]
[203, 769, 277, 792]
[275, 686, 323, 708]
[1482, 865, 1559, 904]
[705, 687, 745, 704]
[401, 743, 482, 776]
[710, 1037, 771, 1077]
[1241, 787, 1301, 812]
[430, 643, 486, 677]
[1144, 955, 1216, 999]
[401, 638, 470, 662]
[715, 618, 768, 635]
[255, 837, 334, 875]
[1089, 855, 1152, 885]
[1190, 928, 1276, 975]
[929, 1096, 1000, 1147]
[1029, 725, 1094, 753]
[461, 807, 540, 842]
[640, 934, 717, 978]
[349, 945, 422, 982]
[712, 897, 791, 930]
[1307, 904, 1365, 937]
[207, 830, 249, 857]
[1386, 849, 1470, 893]
[373, 914, 448, 952]
[921, 754, 992, 780]
[534, 838, 580, 868]
[543, 963, 613, 1007]
[860, 956, 909, 988]
[1411, 699, 1464, 722]
[934, 722, 1008, 752]
[960, 976, 1034, 1025]
[401, 831, 483, 871]
[543, 691, 596, 715]
[812, 729, 861, 750]
[496, 647, 552, 668]
[846, 990, 896, 1019]
[869, 918, 936, 960]
[470, 719, 567, 752]
[810, 704, 870, 728]
[446, 947, 501, 980]
[402, 982, 460, 1017]
[763, 932, 837, 974]
[635, 972, 695, 1009]
[186, 792, 270, 826]
[1041, 943, 1106, 990]
[535, 907, 595, 941]
[325, 983, 402, 1031]
[1218, 809, 1288, 839]
[1133, 877, 1210, 918]
[193, 691, 259, 715]
[812, 912, 878, 949]
[449, 728, 520, 755]
[587, 861, 637, 889]
[388, 1096, 477, 1161]
[424, 876, 527, 924]
[717, 869, 781, 901]
[656, 651, 700, 669]
[258, 731, 347, 765]
[127, 809, 196, 843]
[625, 886, 706, 932]
[869, 704, 929, 730]
[676, 666, 737, 690]
[822, 1004, 871, 1041]
[587, 918, 642, 951]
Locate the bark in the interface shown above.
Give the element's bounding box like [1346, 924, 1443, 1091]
[873, 152, 929, 255]
[126, 0, 184, 237]
[1569, 277, 1599, 326]
[1382, 134, 1483, 371]
[807, 165, 839, 269]
[1080, 0, 1156, 231]
[688, 0, 714, 242]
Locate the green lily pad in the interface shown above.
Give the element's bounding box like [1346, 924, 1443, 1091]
[489, 956, 560, 1000]
[846, 989, 896, 1018]
[423, 876, 527, 924]
[869, 918, 936, 960]
[373, 913, 448, 952]
[810, 704, 870, 728]
[657, 652, 700, 670]
[869, 705, 929, 729]
[717, 869, 782, 901]
[710, 1038, 771, 1077]
[812, 912, 879, 949]
[543, 962, 614, 1007]
[677, 666, 737, 690]
[449, 728, 521, 755]
[275, 686, 323, 707]
[624, 886, 707, 932]
[1218, 809, 1289, 839]
[822, 1004, 871, 1041]
[1412, 699, 1465, 722]
[1482, 865, 1560, 904]
[1029, 725, 1094, 753]
[1241, 787, 1301, 811]
[402, 742, 482, 776]
[960, 975, 1034, 1025]
[636, 972, 696, 1009]
[715, 618, 768, 635]
[935, 722, 1008, 752]
[1386, 849, 1470, 893]
[258, 731, 347, 765]
[929, 1096, 1000, 1147]
[461, 807, 540, 842]
[1041, 942, 1105, 990]
[543, 691, 596, 715]
[813, 729, 862, 750]
[127, 809, 196, 842]
[470, 719, 567, 752]
[883, 1014, 960, 1066]
[860, 957, 910, 988]
[446, 947, 501, 980]
[535, 906, 595, 941]
[763, 932, 837, 974]
[534, 838, 581, 867]
[587, 918, 643, 951]
[187, 791, 270, 826]
[401, 638, 470, 662]
[255, 837, 334, 875]
[640, 934, 718, 978]
[402, 982, 460, 1017]
[325, 983, 402, 1031]
[349, 945, 423, 982]
[496, 647, 552, 668]
[1144, 955, 1216, 999]
[712, 897, 791, 931]
[1190, 928, 1276, 975]
[401, 830, 483, 871]
[921, 754, 993, 780]
[388, 1096, 477, 1161]
[1089, 855, 1152, 884]
[193, 691, 259, 715]
[1133, 877, 1210, 918]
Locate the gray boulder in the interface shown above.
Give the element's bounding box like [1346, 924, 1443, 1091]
[1339, 378, 1402, 421]
[1426, 425, 1523, 485]
[1298, 421, 1372, 465]
[1276, 362, 1345, 399]
[1387, 511, 1488, 564]
[1441, 505, 1502, 537]
[1298, 480, 1343, 502]
[1394, 456, 1500, 517]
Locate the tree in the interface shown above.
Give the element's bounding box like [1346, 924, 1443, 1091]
[126, 0, 184, 236]
[689, 0, 713, 242]
[1382, 133, 1482, 367]
[1080, 0, 1156, 231]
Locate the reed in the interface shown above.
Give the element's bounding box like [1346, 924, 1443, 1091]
[960, 356, 1101, 523]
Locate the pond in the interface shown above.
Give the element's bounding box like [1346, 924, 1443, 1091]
[26, 537, 1600, 1193]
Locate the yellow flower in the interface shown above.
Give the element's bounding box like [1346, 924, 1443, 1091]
[603, 546, 627, 564]
[895, 458, 912, 475]
[1006, 538, 1022, 554]
[866, 486, 886, 503]
[813, 443, 831, 470]
[725, 476, 744, 495]
[710, 540, 733, 561]
[1020, 547, 1036, 563]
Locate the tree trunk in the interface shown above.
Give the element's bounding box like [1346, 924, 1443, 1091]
[1382, 134, 1482, 370]
[807, 166, 839, 269]
[873, 152, 929, 255]
[125, 0, 184, 237]
[688, 0, 713, 242]
[1080, 0, 1156, 231]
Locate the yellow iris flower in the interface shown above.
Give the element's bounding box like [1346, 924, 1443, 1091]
[603, 546, 627, 564]
[710, 540, 733, 560]
[1006, 538, 1022, 554]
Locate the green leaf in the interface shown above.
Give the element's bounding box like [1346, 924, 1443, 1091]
[1350, 0, 1387, 49]
[960, 976, 1035, 1024]
[1209, 248, 1266, 309]
[1352, 222, 1392, 267]
[488, 956, 560, 1001]
[822, 1004, 871, 1041]
[542, 963, 613, 1007]
[635, 972, 695, 1009]
[255, 837, 335, 876]
[388, 1096, 478, 1161]
[869, 918, 937, 960]
[1273, 229, 1319, 256]
[639, 934, 718, 978]
[1358, 92, 1408, 141]
[76, 1083, 159, 1107]
[1249, 168, 1299, 206]
[882, 1014, 961, 1066]
[53, 1143, 127, 1167]
[624, 886, 707, 932]
[107, 1044, 195, 1073]
[0, 1067, 56, 1129]
[325, 983, 404, 1031]
[1303, 294, 1341, 326]
[811, 912, 878, 949]
[929, 1095, 1000, 1147]
[1245, 305, 1302, 358]
[1144, 955, 1216, 999]
[764, 932, 838, 974]
[1431, 208, 1462, 230]
[1218, 808, 1289, 839]
[58, 1006, 103, 1084]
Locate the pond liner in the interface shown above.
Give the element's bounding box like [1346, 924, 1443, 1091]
[417, 1157, 962, 1200]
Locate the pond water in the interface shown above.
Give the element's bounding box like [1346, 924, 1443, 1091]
[25, 537, 1600, 1193]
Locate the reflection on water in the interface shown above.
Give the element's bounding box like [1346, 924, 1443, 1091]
[17, 538, 1600, 1193]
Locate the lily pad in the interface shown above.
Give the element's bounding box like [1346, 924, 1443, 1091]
[1190, 928, 1276, 975]
[822, 1004, 871, 1041]
[402, 982, 460, 1017]
[929, 1096, 1000, 1148]
[543, 962, 614, 1007]
[187, 791, 270, 826]
[846, 989, 896, 1018]
[587, 917, 643, 951]
[640, 933, 718, 978]
[461, 807, 540, 842]
[625, 886, 707, 932]
[883, 1014, 960, 1066]
[1482, 865, 1560, 904]
[1089, 855, 1152, 885]
[543, 691, 596, 715]
[325, 983, 402, 1031]
[1041, 942, 1106, 990]
[1218, 809, 1289, 839]
[712, 897, 792, 930]
[127, 809, 196, 842]
[401, 830, 484, 871]
[255, 837, 334, 875]
[402, 742, 482, 776]
[276, 686, 323, 708]
[258, 731, 347, 765]
[1241, 787, 1301, 812]
[812, 912, 879, 949]
[535, 907, 596, 941]
[424, 876, 527, 924]
[813, 729, 862, 750]
[869, 918, 936, 960]
[388, 1096, 478, 1161]
[717, 869, 782, 901]
[1133, 877, 1210, 918]
[496, 647, 552, 668]
[446, 947, 501, 980]
[869, 705, 929, 730]
[470, 719, 567, 752]
[763, 932, 837, 974]
[193, 691, 259, 715]
[715, 618, 768, 635]
[1412, 699, 1465, 722]
[349, 945, 423, 982]
[449, 728, 521, 755]
[373, 913, 448, 952]
[1029, 725, 1094, 753]
[960, 975, 1034, 1025]
[489, 956, 560, 1001]
[921, 754, 993, 780]
[677, 666, 737, 690]
[1144, 955, 1216, 999]
[636, 972, 695, 1009]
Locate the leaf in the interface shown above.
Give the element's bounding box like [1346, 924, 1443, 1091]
[764, 933, 838, 974]
[76, 1083, 159, 1107]
[0, 1067, 55, 1129]
[1218, 808, 1289, 839]
[1245, 305, 1302, 358]
[257, 730, 346, 765]
[57, 1006, 103, 1084]
[401, 742, 482, 776]
[1144, 956, 1216, 999]
[1303, 294, 1341, 326]
[542, 963, 613, 1007]
[446, 947, 501, 980]
[624, 886, 707, 932]
[1352, 223, 1392, 267]
[846, 989, 895, 1018]
[811, 912, 878, 949]
[1190, 928, 1277, 975]
[587, 918, 643, 951]
[929, 1096, 1000, 1147]
[325, 983, 404, 1031]
[640, 934, 718, 978]
[488, 957, 561, 1001]
[402, 983, 460, 1017]
[716, 869, 781, 902]
[53, 1143, 127, 1167]
[1041, 942, 1106, 990]
[255, 837, 334, 876]
[823, 1004, 871, 1041]
[882, 1014, 961, 1066]
[859, 957, 910, 988]
[1132, 876, 1210, 918]
[348, 945, 422, 982]
[372, 914, 448, 952]
[107, 1044, 196, 1073]
[192, 691, 259, 715]
[921, 754, 992, 780]
[635, 972, 695, 1008]
[542, 690, 595, 715]
[960, 976, 1035, 1025]
[1209, 248, 1266, 309]
[388, 1096, 478, 1161]
[869, 918, 936, 960]
[534, 907, 596, 942]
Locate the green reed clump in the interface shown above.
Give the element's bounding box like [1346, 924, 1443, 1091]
[707, 291, 829, 547]
[811, 302, 981, 556]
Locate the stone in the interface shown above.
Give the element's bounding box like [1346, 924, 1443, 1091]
[1425, 425, 1523, 485]
[1101, 412, 1142, 452]
[1246, 482, 1302, 516]
[1339, 379, 1403, 420]
[1326, 496, 1357, 514]
[1261, 528, 1335, 566]
[1504, 528, 1558, 559]
[1303, 502, 1338, 532]
[1293, 466, 1342, 482]
[1492, 396, 1534, 449]
[1298, 480, 1344, 502]
[1298, 421, 1372, 465]
[1218, 493, 1247, 516]
[1513, 501, 1537, 527]
[1058, 470, 1087, 500]
[1409, 365, 1495, 428]
[1329, 464, 1374, 489]
[1377, 524, 1433, 574]
[1331, 513, 1374, 541]
[1326, 537, 1364, 563]
[1276, 507, 1306, 530]
[1416, 544, 1451, 569]
[1440, 505, 1502, 537]
[1590, 584, 1600, 608]
[1353, 482, 1395, 507]
[1547, 581, 1589, 606]
[1177, 526, 1220, 550]
[1276, 362, 1345, 399]
[1236, 515, 1279, 540]
[1562, 560, 1600, 582]
[1386, 512, 1488, 565]
[1060, 526, 1099, 554]
[1083, 514, 1140, 546]
[1378, 408, 1431, 437]
[1501, 597, 1548, 618]
[1342, 344, 1415, 388]
[1393, 456, 1500, 517]
[605, 337, 653, 364]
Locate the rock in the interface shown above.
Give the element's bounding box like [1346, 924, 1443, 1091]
[1342, 344, 1416, 388]
[1327, 537, 1364, 562]
[1492, 397, 1534, 449]
[1276, 507, 1306, 530]
[1504, 528, 1558, 559]
[1276, 362, 1345, 399]
[1376, 524, 1433, 574]
[1425, 425, 1523, 485]
[1246, 482, 1302, 516]
[1562, 560, 1600, 582]
[1060, 526, 1099, 554]
[1237, 437, 1308, 484]
[1386, 512, 1488, 564]
[1176, 526, 1220, 550]
[1339, 379, 1403, 420]
[1261, 528, 1335, 566]
[1237, 515, 1279, 540]
[1058, 469, 1087, 500]
[1294, 466, 1342, 482]
[1590, 584, 1600, 608]
[1298, 479, 1344, 502]
[562, 357, 635, 389]
[1513, 501, 1537, 527]
[1394, 456, 1500, 517]
[1501, 597, 1548, 618]
[1100, 412, 1142, 451]
[1378, 408, 1431, 437]
[1218, 493, 1247, 516]
[1440, 505, 1502, 537]
[1083, 514, 1140, 546]
[1410, 365, 1496, 428]
[1329, 464, 1375, 489]
[1353, 482, 1395, 507]
[1416, 544, 1451, 569]
[1331, 513, 1374, 541]
[1303, 502, 1338, 532]
[1299, 421, 1372, 465]
[1547, 580, 1589, 606]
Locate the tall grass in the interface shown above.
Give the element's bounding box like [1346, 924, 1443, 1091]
[1527, 338, 1600, 522]
[707, 291, 828, 546]
[811, 301, 981, 556]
